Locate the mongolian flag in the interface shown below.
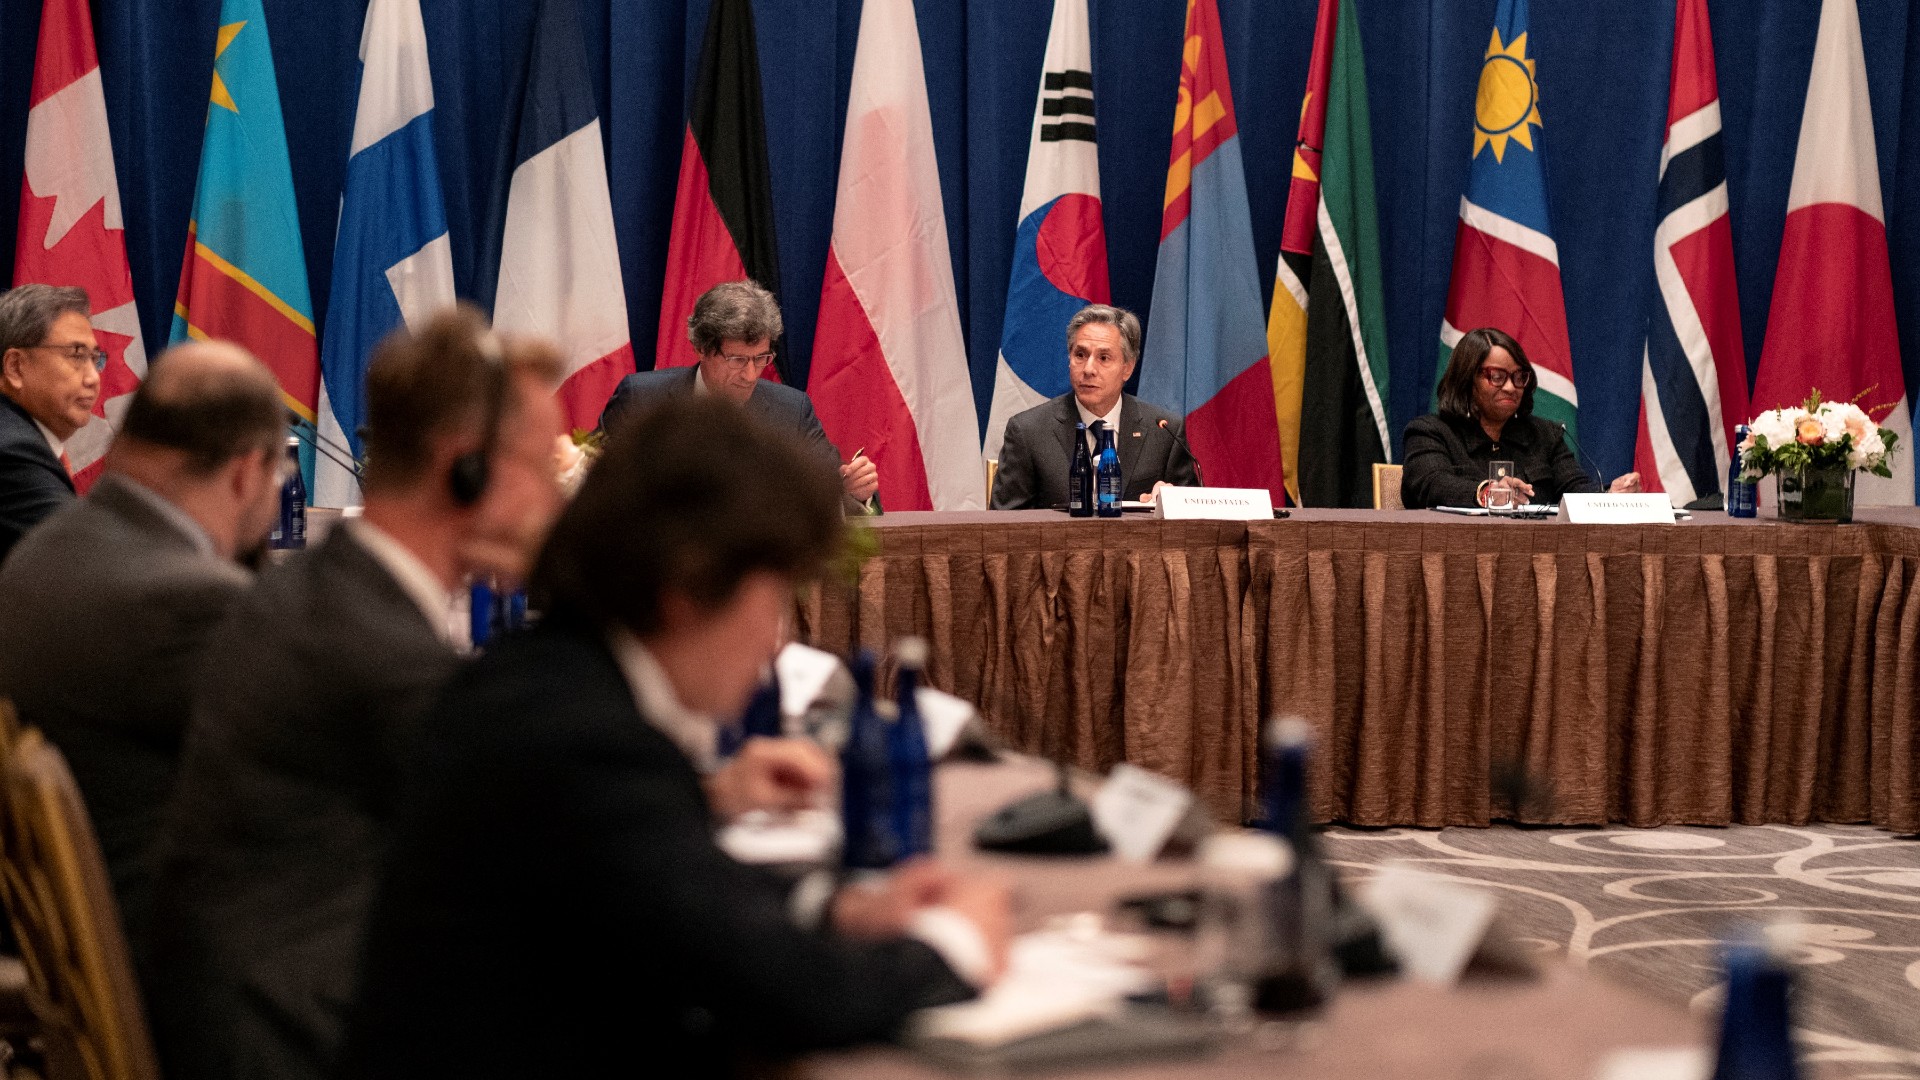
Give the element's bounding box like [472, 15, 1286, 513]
[1267, 0, 1389, 508]
[1437, 0, 1578, 442]
[1751, 0, 1912, 504]
[14, 0, 145, 492]
[1140, 0, 1283, 501]
[315, 0, 454, 507]
[655, 0, 784, 381]
[492, 0, 635, 432]
[171, 0, 317, 431]
[809, 0, 981, 511]
[1631, 0, 1748, 507]
[982, 0, 1108, 465]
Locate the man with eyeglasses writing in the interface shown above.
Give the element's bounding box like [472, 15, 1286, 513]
[0, 284, 104, 566]
[601, 280, 881, 514]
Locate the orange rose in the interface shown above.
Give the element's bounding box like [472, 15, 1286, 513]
[1795, 415, 1825, 445]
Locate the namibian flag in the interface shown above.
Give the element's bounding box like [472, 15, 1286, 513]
[1438, 0, 1577, 441]
[1267, 0, 1389, 509]
[171, 0, 317, 423]
[1141, 0, 1283, 501]
[655, 0, 784, 381]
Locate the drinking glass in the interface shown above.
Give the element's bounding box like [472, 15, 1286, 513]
[1487, 460, 1517, 513]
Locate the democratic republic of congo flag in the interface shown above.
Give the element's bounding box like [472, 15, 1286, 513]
[1141, 0, 1283, 501]
[1438, 0, 1578, 442]
[1268, 0, 1389, 508]
[171, 0, 318, 427]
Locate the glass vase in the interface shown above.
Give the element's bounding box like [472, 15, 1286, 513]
[1775, 465, 1854, 524]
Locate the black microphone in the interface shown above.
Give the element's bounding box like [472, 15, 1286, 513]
[1556, 421, 1608, 493]
[1156, 418, 1206, 486]
[285, 411, 365, 482]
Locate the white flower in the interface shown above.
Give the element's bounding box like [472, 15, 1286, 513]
[1747, 408, 1797, 450]
[1849, 428, 1888, 471]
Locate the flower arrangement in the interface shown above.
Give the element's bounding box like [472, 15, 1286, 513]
[1738, 391, 1901, 479]
[556, 428, 603, 496]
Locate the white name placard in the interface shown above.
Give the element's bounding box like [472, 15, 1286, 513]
[1153, 486, 1274, 521]
[1091, 764, 1193, 863]
[1556, 492, 1677, 524]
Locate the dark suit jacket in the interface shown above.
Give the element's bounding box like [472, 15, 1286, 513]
[342, 617, 973, 1080]
[0, 475, 250, 960]
[149, 525, 460, 1080]
[601, 367, 874, 513]
[990, 393, 1200, 510]
[1400, 412, 1595, 509]
[0, 392, 76, 567]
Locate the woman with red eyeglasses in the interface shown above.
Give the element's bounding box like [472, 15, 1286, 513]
[1401, 327, 1640, 510]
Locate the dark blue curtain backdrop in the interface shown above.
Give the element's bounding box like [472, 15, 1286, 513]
[0, 0, 1915, 480]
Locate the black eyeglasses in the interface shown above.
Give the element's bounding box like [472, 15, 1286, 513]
[1478, 366, 1531, 389]
[24, 343, 108, 372]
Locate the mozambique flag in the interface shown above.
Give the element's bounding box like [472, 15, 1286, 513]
[1267, 0, 1389, 508]
[171, 0, 317, 422]
[655, 0, 784, 380]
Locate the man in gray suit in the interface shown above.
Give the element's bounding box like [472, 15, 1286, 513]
[149, 308, 569, 1080]
[990, 304, 1201, 510]
[600, 280, 880, 513]
[0, 340, 287, 957]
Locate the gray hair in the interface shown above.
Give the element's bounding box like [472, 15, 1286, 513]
[687, 280, 783, 356]
[0, 284, 91, 357]
[1066, 304, 1141, 366]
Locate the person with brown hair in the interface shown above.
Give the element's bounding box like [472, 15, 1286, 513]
[1402, 327, 1640, 509]
[148, 306, 567, 1080]
[344, 395, 1011, 1080]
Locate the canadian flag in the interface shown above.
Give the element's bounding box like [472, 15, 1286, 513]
[13, 0, 146, 491]
[1752, 0, 1912, 504]
[808, 0, 982, 511]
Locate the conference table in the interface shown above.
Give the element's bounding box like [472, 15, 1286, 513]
[809, 755, 1710, 1078]
[795, 508, 1920, 833]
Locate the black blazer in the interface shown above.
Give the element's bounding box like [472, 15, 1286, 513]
[601, 367, 871, 513]
[0, 392, 75, 567]
[0, 475, 250, 958]
[342, 618, 973, 1080]
[149, 526, 460, 1080]
[990, 392, 1200, 510]
[1401, 411, 1596, 509]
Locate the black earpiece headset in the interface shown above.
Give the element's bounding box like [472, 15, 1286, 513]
[448, 331, 508, 507]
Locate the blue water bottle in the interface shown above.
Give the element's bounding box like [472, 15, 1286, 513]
[1095, 425, 1122, 517]
[888, 638, 934, 858]
[1255, 718, 1339, 1014]
[1728, 424, 1758, 518]
[1711, 936, 1799, 1080]
[269, 437, 306, 550]
[1068, 422, 1094, 517]
[468, 580, 495, 648]
[840, 651, 897, 871]
[719, 675, 783, 760]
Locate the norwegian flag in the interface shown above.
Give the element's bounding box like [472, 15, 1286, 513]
[13, 0, 146, 492]
[1632, 0, 1749, 506]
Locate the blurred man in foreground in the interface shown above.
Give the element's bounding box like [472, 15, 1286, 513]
[600, 279, 880, 513]
[0, 341, 285, 957]
[344, 396, 1009, 1080]
[0, 284, 99, 564]
[149, 308, 567, 1080]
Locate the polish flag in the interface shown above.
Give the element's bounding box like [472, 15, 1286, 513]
[13, 0, 146, 492]
[809, 0, 982, 511]
[1751, 0, 1912, 504]
[492, 0, 635, 432]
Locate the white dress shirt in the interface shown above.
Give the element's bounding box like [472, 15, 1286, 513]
[1073, 396, 1122, 455]
[33, 418, 66, 462]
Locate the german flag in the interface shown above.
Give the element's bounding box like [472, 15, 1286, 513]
[655, 0, 784, 381]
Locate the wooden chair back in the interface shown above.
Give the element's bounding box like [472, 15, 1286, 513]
[985, 458, 999, 504]
[0, 712, 159, 1080]
[1372, 462, 1405, 511]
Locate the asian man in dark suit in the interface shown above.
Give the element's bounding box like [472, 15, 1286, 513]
[344, 396, 1010, 1080]
[0, 284, 99, 565]
[991, 304, 1200, 510]
[600, 279, 880, 514]
[0, 340, 287, 960]
[148, 309, 571, 1080]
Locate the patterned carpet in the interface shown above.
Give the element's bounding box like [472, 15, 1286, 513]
[1324, 823, 1920, 1079]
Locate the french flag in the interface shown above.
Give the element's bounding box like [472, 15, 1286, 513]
[809, 0, 981, 511]
[1751, 0, 1912, 505]
[982, 0, 1109, 466]
[491, 0, 634, 432]
[315, 0, 455, 507]
[1632, 0, 1748, 507]
[13, 0, 146, 492]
